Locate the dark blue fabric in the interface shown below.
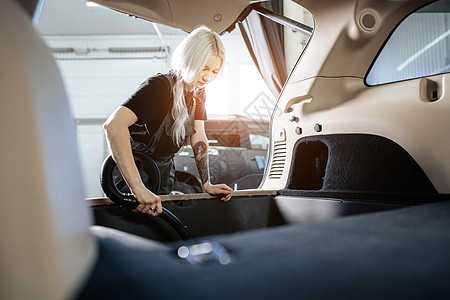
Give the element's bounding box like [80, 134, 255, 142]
[78, 200, 450, 300]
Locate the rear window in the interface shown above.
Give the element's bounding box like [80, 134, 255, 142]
[366, 0, 450, 85]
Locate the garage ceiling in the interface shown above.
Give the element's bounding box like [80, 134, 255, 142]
[36, 0, 182, 36]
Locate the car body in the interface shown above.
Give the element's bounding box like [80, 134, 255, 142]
[173, 115, 269, 193]
[2, 0, 450, 299]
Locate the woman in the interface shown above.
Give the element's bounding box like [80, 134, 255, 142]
[103, 25, 233, 216]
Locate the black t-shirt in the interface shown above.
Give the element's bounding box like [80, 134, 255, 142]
[123, 72, 207, 133]
[122, 71, 207, 157]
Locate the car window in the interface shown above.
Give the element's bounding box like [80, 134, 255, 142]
[208, 133, 241, 147]
[366, 0, 450, 86]
[249, 133, 269, 150]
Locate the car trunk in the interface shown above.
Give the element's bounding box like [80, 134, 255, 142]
[88, 0, 443, 243]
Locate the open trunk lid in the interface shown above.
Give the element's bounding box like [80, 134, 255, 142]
[89, 0, 267, 33]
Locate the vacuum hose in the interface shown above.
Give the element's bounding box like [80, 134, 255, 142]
[100, 150, 194, 240]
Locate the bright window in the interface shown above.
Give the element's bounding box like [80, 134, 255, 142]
[366, 0, 450, 85]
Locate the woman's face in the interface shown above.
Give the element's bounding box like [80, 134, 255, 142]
[194, 55, 223, 90]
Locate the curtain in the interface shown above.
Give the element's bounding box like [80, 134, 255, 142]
[238, 1, 287, 98]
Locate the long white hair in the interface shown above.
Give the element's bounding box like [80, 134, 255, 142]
[169, 25, 225, 146]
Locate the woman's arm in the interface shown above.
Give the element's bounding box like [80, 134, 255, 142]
[190, 120, 233, 201]
[103, 106, 162, 215]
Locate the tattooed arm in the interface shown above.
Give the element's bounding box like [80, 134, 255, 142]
[193, 140, 209, 185]
[191, 120, 233, 201]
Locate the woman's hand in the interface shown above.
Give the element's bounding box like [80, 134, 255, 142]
[131, 185, 163, 216]
[203, 181, 233, 202]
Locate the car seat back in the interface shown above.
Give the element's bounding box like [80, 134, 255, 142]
[0, 1, 96, 299]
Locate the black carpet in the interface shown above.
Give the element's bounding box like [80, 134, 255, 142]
[78, 199, 450, 299]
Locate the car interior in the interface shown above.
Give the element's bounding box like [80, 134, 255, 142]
[1, 0, 450, 299]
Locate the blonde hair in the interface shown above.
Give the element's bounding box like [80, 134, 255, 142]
[169, 25, 225, 146]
